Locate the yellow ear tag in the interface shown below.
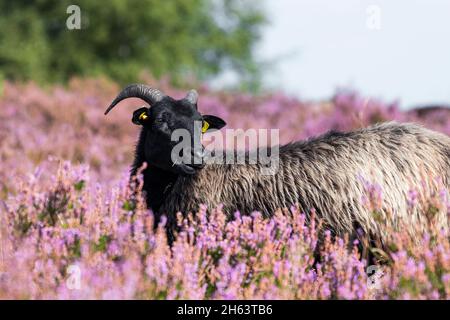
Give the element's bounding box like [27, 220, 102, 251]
[139, 112, 148, 121]
[201, 121, 210, 133]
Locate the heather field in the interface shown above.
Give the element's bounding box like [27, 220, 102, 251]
[0, 78, 449, 299]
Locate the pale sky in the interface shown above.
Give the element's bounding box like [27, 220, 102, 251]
[256, 0, 450, 108]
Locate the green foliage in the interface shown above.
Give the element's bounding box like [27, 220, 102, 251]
[93, 234, 112, 252]
[122, 200, 136, 211]
[0, 0, 266, 86]
[74, 180, 85, 191]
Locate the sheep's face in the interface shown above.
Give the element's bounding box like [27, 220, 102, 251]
[105, 84, 226, 176]
[133, 96, 226, 176]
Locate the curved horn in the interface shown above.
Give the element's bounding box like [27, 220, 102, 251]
[184, 89, 199, 105]
[104, 84, 166, 115]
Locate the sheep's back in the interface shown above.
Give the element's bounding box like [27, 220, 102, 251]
[163, 122, 450, 240]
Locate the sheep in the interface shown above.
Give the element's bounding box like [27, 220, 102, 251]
[409, 104, 450, 118]
[408, 105, 450, 124]
[105, 84, 450, 244]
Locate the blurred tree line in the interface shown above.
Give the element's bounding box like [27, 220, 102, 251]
[0, 0, 266, 89]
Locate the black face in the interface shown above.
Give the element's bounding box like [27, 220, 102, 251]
[133, 96, 226, 175]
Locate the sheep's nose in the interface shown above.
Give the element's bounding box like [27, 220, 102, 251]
[190, 148, 205, 168]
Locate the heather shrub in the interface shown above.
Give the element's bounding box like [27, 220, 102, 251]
[0, 161, 448, 299]
[0, 79, 449, 299]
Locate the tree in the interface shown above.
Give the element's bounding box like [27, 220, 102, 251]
[0, 0, 266, 87]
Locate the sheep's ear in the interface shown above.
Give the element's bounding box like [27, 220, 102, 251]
[132, 107, 150, 125]
[202, 115, 226, 132]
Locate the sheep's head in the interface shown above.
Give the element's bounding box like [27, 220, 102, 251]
[105, 84, 226, 175]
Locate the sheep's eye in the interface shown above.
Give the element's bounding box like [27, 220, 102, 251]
[153, 116, 169, 128]
[151, 117, 171, 134]
[201, 121, 209, 133]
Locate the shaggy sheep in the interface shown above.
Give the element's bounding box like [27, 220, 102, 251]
[105, 84, 450, 243]
[409, 104, 450, 118]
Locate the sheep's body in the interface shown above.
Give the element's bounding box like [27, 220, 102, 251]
[136, 122, 450, 242]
